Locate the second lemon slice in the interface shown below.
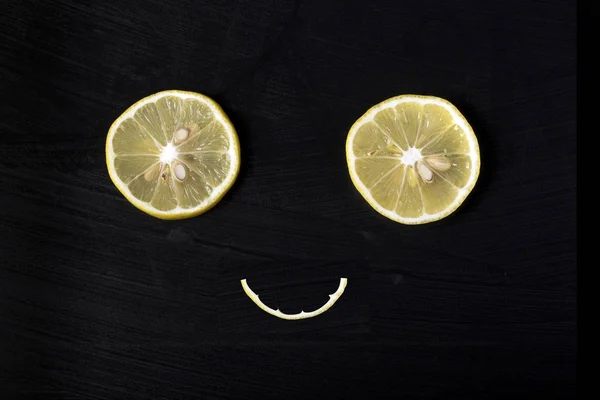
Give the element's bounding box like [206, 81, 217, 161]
[106, 90, 240, 220]
[346, 95, 480, 224]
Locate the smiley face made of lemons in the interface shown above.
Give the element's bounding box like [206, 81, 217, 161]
[106, 91, 479, 320]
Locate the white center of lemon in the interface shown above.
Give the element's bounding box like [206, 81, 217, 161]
[159, 143, 177, 164]
[401, 146, 422, 166]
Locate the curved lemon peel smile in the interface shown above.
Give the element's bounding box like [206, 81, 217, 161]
[241, 278, 348, 320]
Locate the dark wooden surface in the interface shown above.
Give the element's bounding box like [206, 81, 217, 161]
[0, 0, 576, 399]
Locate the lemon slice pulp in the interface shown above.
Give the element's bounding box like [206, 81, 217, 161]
[346, 95, 480, 224]
[106, 90, 240, 220]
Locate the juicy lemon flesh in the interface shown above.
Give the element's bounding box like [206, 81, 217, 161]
[108, 92, 239, 219]
[348, 96, 479, 224]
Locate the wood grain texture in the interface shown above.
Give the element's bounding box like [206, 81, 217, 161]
[1, 0, 576, 398]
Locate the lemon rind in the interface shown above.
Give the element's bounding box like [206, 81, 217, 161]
[241, 278, 348, 320]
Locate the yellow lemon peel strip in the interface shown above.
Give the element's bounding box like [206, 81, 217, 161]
[241, 278, 348, 320]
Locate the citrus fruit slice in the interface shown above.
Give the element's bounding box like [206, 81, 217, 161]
[346, 95, 480, 224]
[241, 278, 348, 320]
[106, 90, 240, 220]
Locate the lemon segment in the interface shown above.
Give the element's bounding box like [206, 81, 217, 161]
[346, 95, 480, 224]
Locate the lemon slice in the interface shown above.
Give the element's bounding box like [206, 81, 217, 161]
[346, 95, 480, 224]
[241, 278, 348, 320]
[106, 90, 240, 220]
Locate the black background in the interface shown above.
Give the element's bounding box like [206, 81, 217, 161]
[0, 0, 576, 399]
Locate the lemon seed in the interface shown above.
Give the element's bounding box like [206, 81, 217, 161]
[173, 162, 187, 181]
[426, 155, 452, 171]
[174, 128, 189, 143]
[416, 160, 434, 182]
